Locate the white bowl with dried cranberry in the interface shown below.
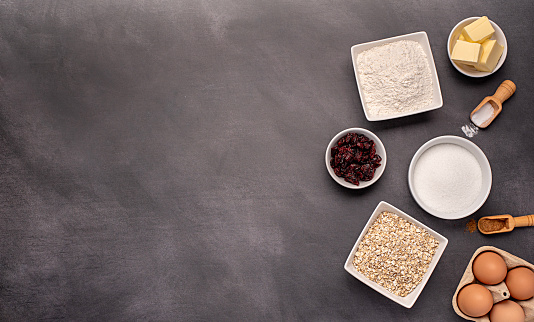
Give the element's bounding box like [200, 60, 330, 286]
[325, 128, 387, 189]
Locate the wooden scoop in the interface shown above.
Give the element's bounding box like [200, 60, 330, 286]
[470, 80, 516, 128]
[478, 214, 534, 234]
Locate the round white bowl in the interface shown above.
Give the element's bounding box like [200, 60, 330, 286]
[408, 136, 492, 220]
[447, 17, 507, 77]
[325, 128, 387, 189]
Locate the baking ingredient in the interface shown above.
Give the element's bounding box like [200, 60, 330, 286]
[472, 251, 507, 285]
[356, 40, 433, 117]
[353, 211, 439, 297]
[461, 123, 479, 137]
[471, 102, 495, 127]
[451, 40, 483, 66]
[465, 219, 477, 233]
[478, 218, 507, 233]
[506, 267, 534, 300]
[452, 16, 503, 73]
[489, 300, 525, 322]
[413, 143, 482, 214]
[457, 283, 494, 317]
[330, 132, 382, 185]
[461, 16, 495, 43]
[476, 39, 504, 72]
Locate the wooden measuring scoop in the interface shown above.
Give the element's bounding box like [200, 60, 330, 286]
[470, 80, 516, 128]
[478, 214, 534, 234]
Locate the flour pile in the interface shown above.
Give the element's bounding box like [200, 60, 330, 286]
[357, 40, 433, 117]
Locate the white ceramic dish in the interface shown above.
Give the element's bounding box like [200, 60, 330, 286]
[408, 136, 492, 220]
[344, 201, 448, 308]
[447, 17, 508, 77]
[351, 31, 443, 121]
[325, 128, 386, 189]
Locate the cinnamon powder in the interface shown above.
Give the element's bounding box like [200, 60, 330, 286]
[465, 219, 477, 233]
[478, 219, 507, 233]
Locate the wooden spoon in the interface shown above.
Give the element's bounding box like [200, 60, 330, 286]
[470, 80, 516, 128]
[478, 214, 534, 234]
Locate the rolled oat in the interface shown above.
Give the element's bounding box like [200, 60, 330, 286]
[353, 211, 439, 297]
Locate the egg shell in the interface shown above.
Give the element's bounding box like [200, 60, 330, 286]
[457, 284, 494, 317]
[473, 251, 507, 285]
[452, 246, 534, 322]
[489, 300, 525, 322]
[506, 267, 534, 301]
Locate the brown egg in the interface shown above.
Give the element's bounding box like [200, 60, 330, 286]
[472, 251, 507, 285]
[489, 300, 525, 322]
[506, 267, 534, 300]
[457, 283, 493, 317]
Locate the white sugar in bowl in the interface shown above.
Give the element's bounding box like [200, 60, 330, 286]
[408, 136, 492, 220]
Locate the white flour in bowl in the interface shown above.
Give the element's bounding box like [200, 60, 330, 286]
[357, 40, 433, 117]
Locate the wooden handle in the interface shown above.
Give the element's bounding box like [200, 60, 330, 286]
[514, 214, 534, 227]
[492, 80, 516, 104]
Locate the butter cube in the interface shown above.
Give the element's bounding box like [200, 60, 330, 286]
[461, 16, 495, 43]
[451, 40, 483, 66]
[458, 34, 466, 41]
[475, 39, 504, 72]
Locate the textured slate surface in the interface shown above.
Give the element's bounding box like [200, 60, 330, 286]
[1, 1, 533, 320]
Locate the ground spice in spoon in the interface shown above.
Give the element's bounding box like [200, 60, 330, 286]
[478, 218, 507, 233]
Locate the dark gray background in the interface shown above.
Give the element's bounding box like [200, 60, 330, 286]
[1, 1, 533, 321]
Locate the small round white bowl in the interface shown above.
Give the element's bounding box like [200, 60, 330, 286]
[408, 136, 492, 220]
[325, 128, 387, 189]
[447, 17, 507, 77]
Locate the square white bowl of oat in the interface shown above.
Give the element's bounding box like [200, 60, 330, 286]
[344, 201, 448, 308]
[351, 32, 443, 121]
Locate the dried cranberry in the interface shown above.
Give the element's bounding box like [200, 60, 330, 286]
[369, 145, 376, 159]
[359, 164, 375, 181]
[329, 132, 382, 185]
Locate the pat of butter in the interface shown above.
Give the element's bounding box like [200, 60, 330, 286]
[451, 40, 483, 66]
[475, 39, 504, 72]
[458, 34, 466, 41]
[461, 16, 495, 43]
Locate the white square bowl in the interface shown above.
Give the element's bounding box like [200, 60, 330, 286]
[351, 32, 443, 121]
[344, 201, 448, 308]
